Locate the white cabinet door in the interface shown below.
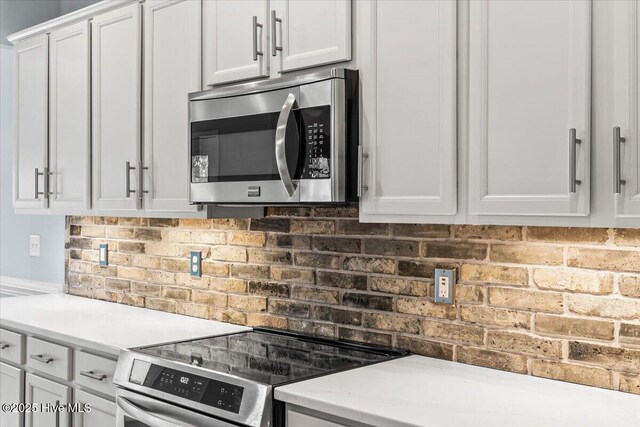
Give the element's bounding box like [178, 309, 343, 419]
[0, 363, 24, 427]
[359, 0, 457, 219]
[270, 0, 351, 74]
[13, 34, 48, 210]
[468, 0, 591, 216]
[74, 390, 116, 427]
[203, 0, 269, 85]
[49, 21, 91, 212]
[143, 0, 202, 214]
[614, 0, 640, 218]
[92, 3, 141, 212]
[25, 373, 71, 427]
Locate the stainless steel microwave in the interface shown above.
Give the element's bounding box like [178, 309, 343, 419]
[188, 69, 358, 205]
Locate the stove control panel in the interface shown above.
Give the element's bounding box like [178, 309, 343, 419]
[130, 360, 244, 414]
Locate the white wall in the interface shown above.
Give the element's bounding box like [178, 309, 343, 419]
[59, 0, 100, 15]
[0, 45, 66, 284]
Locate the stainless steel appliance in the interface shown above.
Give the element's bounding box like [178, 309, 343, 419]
[114, 328, 406, 427]
[188, 69, 359, 205]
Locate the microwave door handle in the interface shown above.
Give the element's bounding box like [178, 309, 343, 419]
[275, 93, 298, 197]
[117, 397, 189, 427]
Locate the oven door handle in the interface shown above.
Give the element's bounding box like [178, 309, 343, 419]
[275, 92, 298, 197]
[117, 396, 189, 427]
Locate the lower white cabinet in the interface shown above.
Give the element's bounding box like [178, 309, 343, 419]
[25, 373, 71, 427]
[286, 406, 350, 427]
[0, 362, 24, 427]
[74, 389, 116, 427]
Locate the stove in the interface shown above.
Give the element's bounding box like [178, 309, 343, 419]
[113, 328, 407, 427]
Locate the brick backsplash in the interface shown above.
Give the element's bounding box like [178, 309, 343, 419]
[65, 208, 640, 395]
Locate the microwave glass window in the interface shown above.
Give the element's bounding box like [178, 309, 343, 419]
[191, 111, 301, 183]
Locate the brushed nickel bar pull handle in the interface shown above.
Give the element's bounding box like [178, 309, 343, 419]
[34, 168, 44, 199]
[271, 10, 282, 57]
[0, 342, 9, 350]
[357, 146, 368, 197]
[569, 128, 581, 194]
[125, 161, 136, 198]
[252, 16, 263, 61]
[613, 126, 626, 194]
[44, 167, 53, 198]
[30, 353, 54, 364]
[138, 161, 149, 198]
[80, 370, 107, 381]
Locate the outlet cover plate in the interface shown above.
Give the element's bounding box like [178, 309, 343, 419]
[434, 268, 456, 304]
[29, 235, 40, 257]
[99, 243, 108, 266]
[190, 251, 201, 277]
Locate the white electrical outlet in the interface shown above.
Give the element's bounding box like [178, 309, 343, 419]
[29, 235, 41, 257]
[438, 276, 450, 299]
[434, 268, 456, 304]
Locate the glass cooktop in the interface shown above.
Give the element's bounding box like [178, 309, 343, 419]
[137, 328, 404, 386]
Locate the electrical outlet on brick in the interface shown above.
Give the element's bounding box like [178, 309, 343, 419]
[434, 268, 455, 305]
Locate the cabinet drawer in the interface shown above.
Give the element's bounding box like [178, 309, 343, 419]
[0, 328, 25, 364]
[74, 350, 117, 397]
[26, 337, 72, 380]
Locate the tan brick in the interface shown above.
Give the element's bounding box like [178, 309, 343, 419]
[528, 227, 609, 244]
[491, 244, 563, 265]
[487, 330, 562, 358]
[208, 277, 245, 293]
[620, 373, 640, 395]
[338, 328, 393, 347]
[620, 323, 640, 344]
[117, 266, 147, 281]
[268, 300, 310, 318]
[343, 293, 393, 311]
[568, 247, 640, 272]
[145, 297, 177, 313]
[146, 270, 176, 285]
[456, 284, 484, 304]
[81, 250, 99, 263]
[175, 273, 210, 288]
[567, 294, 640, 320]
[421, 320, 484, 345]
[391, 224, 449, 238]
[161, 229, 191, 243]
[118, 218, 147, 226]
[531, 360, 613, 389]
[148, 218, 178, 227]
[313, 207, 358, 218]
[228, 231, 266, 247]
[210, 218, 249, 230]
[397, 298, 457, 320]
[396, 335, 454, 360]
[289, 320, 335, 338]
[175, 302, 209, 319]
[364, 239, 420, 257]
[294, 252, 340, 269]
[144, 242, 178, 257]
[613, 229, 640, 246]
[489, 287, 563, 313]
[92, 264, 118, 277]
[569, 342, 640, 373]
[423, 242, 488, 260]
[620, 275, 640, 299]
[178, 219, 211, 229]
[247, 249, 292, 265]
[133, 228, 162, 241]
[453, 225, 522, 241]
[178, 245, 212, 260]
[337, 221, 389, 236]
[117, 241, 145, 254]
[68, 259, 93, 274]
[192, 290, 227, 307]
[131, 282, 161, 296]
[105, 278, 130, 291]
[457, 347, 528, 374]
[210, 246, 247, 262]
[221, 309, 247, 325]
[232, 264, 270, 280]
[343, 256, 395, 274]
[313, 236, 361, 253]
[81, 225, 106, 238]
[270, 267, 314, 283]
[461, 264, 528, 286]
[162, 287, 191, 301]
[291, 286, 339, 304]
[160, 258, 190, 273]
[246, 313, 288, 329]
[92, 289, 120, 303]
[201, 262, 229, 277]
[190, 231, 225, 245]
[535, 314, 614, 341]
[228, 295, 267, 312]
[369, 277, 430, 297]
[108, 252, 132, 266]
[460, 306, 531, 330]
[131, 255, 161, 269]
[121, 293, 145, 308]
[398, 260, 459, 279]
[106, 227, 134, 239]
[291, 220, 335, 234]
[533, 268, 613, 295]
[363, 313, 420, 334]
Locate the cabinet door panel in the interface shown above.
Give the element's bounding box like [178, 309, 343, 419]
[270, 0, 351, 74]
[143, 0, 202, 213]
[49, 21, 91, 211]
[0, 363, 24, 427]
[13, 34, 48, 209]
[360, 0, 456, 218]
[614, 0, 640, 218]
[92, 3, 141, 212]
[74, 390, 116, 427]
[469, 0, 591, 216]
[25, 373, 71, 427]
[204, 0, 268, 85]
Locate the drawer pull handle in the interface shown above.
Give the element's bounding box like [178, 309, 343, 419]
[30, 354, 54, 364]
[0, 343, 9, 350]
[80, 370, 107, 381]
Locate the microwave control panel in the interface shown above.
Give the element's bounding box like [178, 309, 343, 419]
[301, 106, 331, 179]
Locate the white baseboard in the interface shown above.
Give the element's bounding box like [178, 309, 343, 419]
[0, 276, 64, 296]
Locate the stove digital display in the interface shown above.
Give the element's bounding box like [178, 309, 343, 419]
[143, 365, 244, 414]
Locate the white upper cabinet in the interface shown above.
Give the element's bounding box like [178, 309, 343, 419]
[143, 0, 202, 214]
[203, 0, 269, 86]
[49, 21, 91, 212]
[270, 0, 351, 75]
[92, 3, 141, 212]
[614, 0, 640, 218]
[13, 34, 48, 210]
[359, 0, 457, 220]
[468, 0, 591, 216]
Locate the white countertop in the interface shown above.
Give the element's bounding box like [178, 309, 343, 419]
[275, 355, 640, 427]
[0, 294, 249, 356]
